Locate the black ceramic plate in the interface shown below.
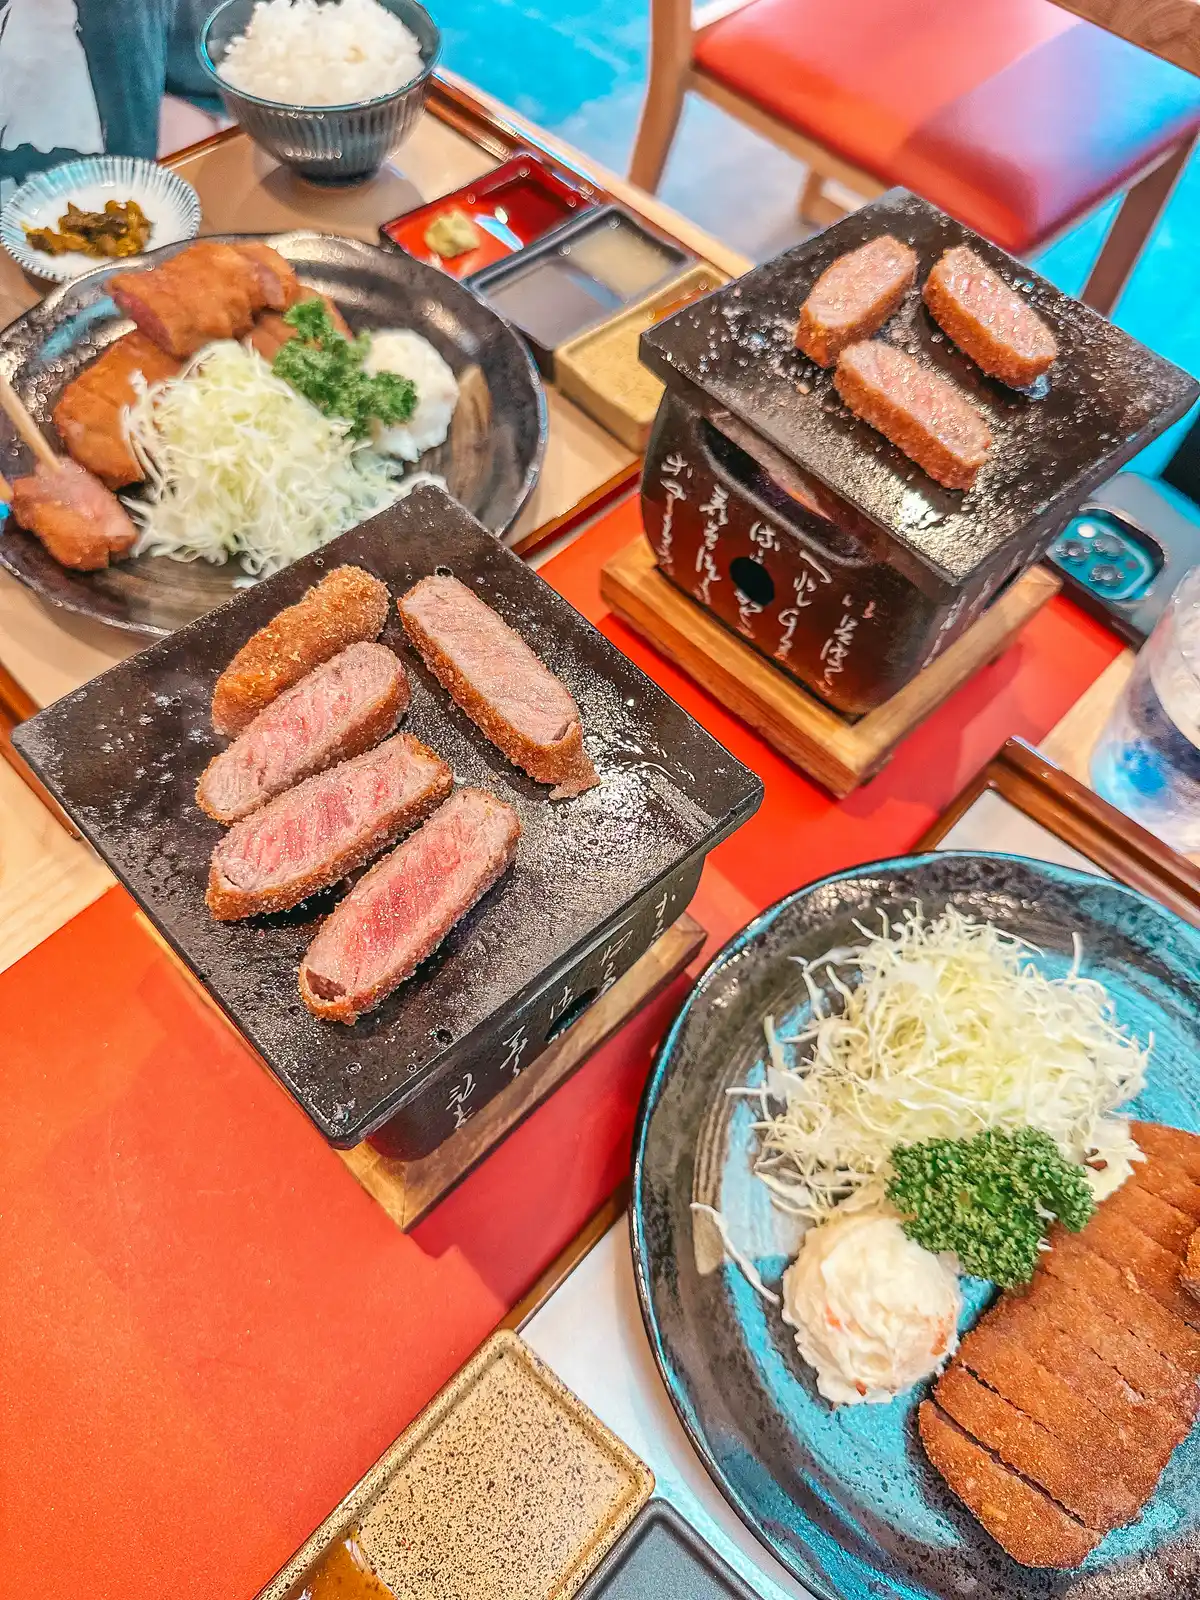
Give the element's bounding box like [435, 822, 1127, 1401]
[14, 485, 762, 1152]
[631, 852, 1200, 1600]
[577, 1501, 763, 1599]
[640, 190, 1199, 594]
[0, 230, 546, 636]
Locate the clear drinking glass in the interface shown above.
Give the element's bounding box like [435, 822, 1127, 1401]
[1091, 566, 1200, 853]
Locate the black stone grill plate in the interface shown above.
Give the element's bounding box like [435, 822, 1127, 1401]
[640, 189, 1199, 593]
[14, 486, 763, 1155]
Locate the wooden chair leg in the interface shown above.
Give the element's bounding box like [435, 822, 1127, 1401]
[630, 76, 688, 193]
[1081, 131, 1197, 318]
[629, 0, 694, 193]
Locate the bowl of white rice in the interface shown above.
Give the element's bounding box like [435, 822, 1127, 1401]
[199, 0, 440, 184]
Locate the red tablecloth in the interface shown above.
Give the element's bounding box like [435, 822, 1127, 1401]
[0, 497, 1121, 1600]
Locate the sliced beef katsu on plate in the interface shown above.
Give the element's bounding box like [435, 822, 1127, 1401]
[397, 573, 599, 799]
[207, 733, 453, 921]
[923, 245, 1058, 388]
[299, 787, 522, 1025]
[210, 564, 391, 738]
[794, 233, 917, 368]
[196, 640, 410, 824]
[195, 547, 604, 1026]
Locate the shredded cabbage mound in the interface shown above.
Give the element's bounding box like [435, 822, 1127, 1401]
[748, 905, 1148, 1223]
[123, 341, 400, 576]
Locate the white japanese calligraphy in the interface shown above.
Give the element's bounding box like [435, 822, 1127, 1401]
[599, 926, 636, 996]
[658, 452, 687, 572]
[694, 484, 729, 606]
[446, 1071, 476, 1129]
[500, 1026, 529, 1080]
[818, 596, 859, 691]
[775, 570, 820, 659]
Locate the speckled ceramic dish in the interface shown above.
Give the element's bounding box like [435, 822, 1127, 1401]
[0, 229, 545, 637]
[0, 155, 201, 282]
[631, 852, 1200, 1600]
[253, 1331, 654, 1600]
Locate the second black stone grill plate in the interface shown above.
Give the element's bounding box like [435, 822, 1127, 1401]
[640, 189, 1199, 595]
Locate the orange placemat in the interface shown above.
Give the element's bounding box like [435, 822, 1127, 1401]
[0, 493, 1122, 1600]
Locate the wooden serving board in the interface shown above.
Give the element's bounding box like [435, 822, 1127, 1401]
[601, 536, 1061, 797]
[337, 912, 706, 1229]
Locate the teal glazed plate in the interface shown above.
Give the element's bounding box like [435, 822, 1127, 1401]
[631, 852, 1200, 1600]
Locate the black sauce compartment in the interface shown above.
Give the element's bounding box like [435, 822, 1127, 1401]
[577, 1501, 762, 1600]
[15, 486, 763, 1159]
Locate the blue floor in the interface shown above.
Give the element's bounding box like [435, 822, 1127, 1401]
[435, 0, 1200, 476]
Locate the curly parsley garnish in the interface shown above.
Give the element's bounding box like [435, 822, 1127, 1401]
[886, 1126, 1096, 1287]
[272, 299, 416, 438]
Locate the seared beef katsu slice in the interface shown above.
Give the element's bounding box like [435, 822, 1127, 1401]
[1038, 1236, 1200, 1372]
[111, 241, 263, 359]
[794, 234, 917, 367]
[1064, 1214, 1200, 1326]
[246, 293, 352, 362]
[197, 642, 408, 824]
[233, 242, 301, 310]
[923, 245, 1057, 387]
[109, 266, 196, 359]
[300, 787, 521, 1024]
[206, 734, 452, 920]
[53, 330, 180, 487]
[955, 1322, 1163, 1497]
[1183, 1229, 1200, 1304]
[918, 1402, 1102, 1569]
[1103, 1180, 1195, 1252]
[1131, 1153, 1200, 1220]
[834, 340, 991, 490]
[986, 1292, 1194, 1454]
[184, 242, 258, 331]
[397, 574, 599, 799]
[212, 565, 391, 737]
[10, 458, 138, 571]
[1013, 1275, 1197, 1405]
[1133, 1121, 1200, 1183]
[933, 1365, 1137, 1529]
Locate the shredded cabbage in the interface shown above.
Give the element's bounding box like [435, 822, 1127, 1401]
[123, 340, 400, 576]
[750, 905, 1148, 1223]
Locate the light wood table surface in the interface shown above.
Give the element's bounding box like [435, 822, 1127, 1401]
[1048, 0, 1200, 77]
[0, 77, 750, 975]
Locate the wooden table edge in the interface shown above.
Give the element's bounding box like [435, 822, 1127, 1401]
[916, 734, 1200, 925]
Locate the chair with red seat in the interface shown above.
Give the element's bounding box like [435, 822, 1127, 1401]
[629, 0, 1200, 312]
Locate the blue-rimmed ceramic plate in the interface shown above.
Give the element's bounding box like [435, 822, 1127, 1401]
[0, 156, 201, 282]
[631, 852, 1200, 1600]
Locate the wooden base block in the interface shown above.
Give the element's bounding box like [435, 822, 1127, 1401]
[601, 536, 1061, 796]
[337, 912, 707, 1230]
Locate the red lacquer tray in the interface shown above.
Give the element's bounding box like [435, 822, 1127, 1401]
[380, 152, 599, 278]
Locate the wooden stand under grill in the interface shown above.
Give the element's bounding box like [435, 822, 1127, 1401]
[601, 535, 1061, 797]
[337, 912, 706, 1229]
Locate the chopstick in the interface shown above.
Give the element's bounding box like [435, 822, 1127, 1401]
[0, 373, 59, 473]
